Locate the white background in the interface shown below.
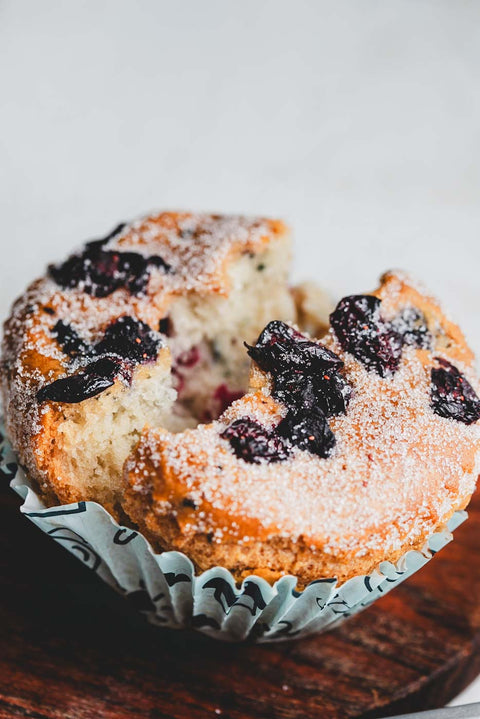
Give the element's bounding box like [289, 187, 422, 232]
[1, 0, 479, 708]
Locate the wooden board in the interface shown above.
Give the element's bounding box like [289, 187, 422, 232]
[0, 480, 479, 719]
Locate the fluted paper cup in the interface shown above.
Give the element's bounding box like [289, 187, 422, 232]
[0, 419, 466, 643]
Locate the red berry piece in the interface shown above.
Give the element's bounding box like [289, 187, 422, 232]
[392, 307, 432, 350]
[213, 384, 244, 415]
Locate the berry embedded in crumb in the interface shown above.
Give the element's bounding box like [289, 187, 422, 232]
[392, 307, 432, 350]
[40, 316, 163, 404]
[277, 406, 336, 458]
[330, 295, 403, 377]
[200, 382, 245, 424]
[176, 346, 201, 368]
[36, 357, 125, 404]
[158, 317, 172, 336]
[95, 316, 161, 364]
[431, 358, 480, 425]
[48, 225, 172, 298]
[221, 417, 292, 464]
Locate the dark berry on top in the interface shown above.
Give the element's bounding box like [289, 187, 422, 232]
[277, 406, 336, 458]
[431, 358, 480, 425]
[330, 295, 403, 377]
[52, 320, 92, 359]
[41, 316, 162, 404]
[246, 320, 343, 376]
[392, 307, 432, 350]
[95, 316, 161, 364]
[226, 321, 351, 463]
[246, 320, 350, 417]
[221, 417, 292, 464]
[36, 357, 125, 404]
[274, 369, 351, 418]
[51, 316, 161, 365]
[85, 223, 126, 250]
[48, 228, 172, 298]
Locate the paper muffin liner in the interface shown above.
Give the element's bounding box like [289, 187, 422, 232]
[0, 419, 467, 643]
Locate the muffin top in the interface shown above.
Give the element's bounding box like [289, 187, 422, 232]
[125, 272, 480, 563]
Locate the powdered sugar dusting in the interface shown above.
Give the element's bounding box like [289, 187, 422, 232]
[130, 322, 480, 555]
[110, 211, 275, 294]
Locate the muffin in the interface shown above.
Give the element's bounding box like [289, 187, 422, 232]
[2, 210, 479, 631]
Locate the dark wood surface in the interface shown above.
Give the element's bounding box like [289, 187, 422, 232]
[1, 481, 479, 719]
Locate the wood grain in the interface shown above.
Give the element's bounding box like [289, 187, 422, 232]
[0, 481, 479, 719]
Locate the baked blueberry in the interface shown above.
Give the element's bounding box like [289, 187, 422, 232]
[36, 357, 125, 404]
[246, 320, 343, 376]
[431, 358, 480, 425]
[277, 406, 336, 458]
[43, 316, 162, 403]
[95, 316, 161, 364]
[52, 320, 92, 359]
[49, 229, 171, 298]
[330, 295, 403, 377]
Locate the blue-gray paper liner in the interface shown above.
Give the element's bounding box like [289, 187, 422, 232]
[0, 419, 466, 643]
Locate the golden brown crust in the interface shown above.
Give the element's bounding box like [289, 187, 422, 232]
[125, 497, 471, 589]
